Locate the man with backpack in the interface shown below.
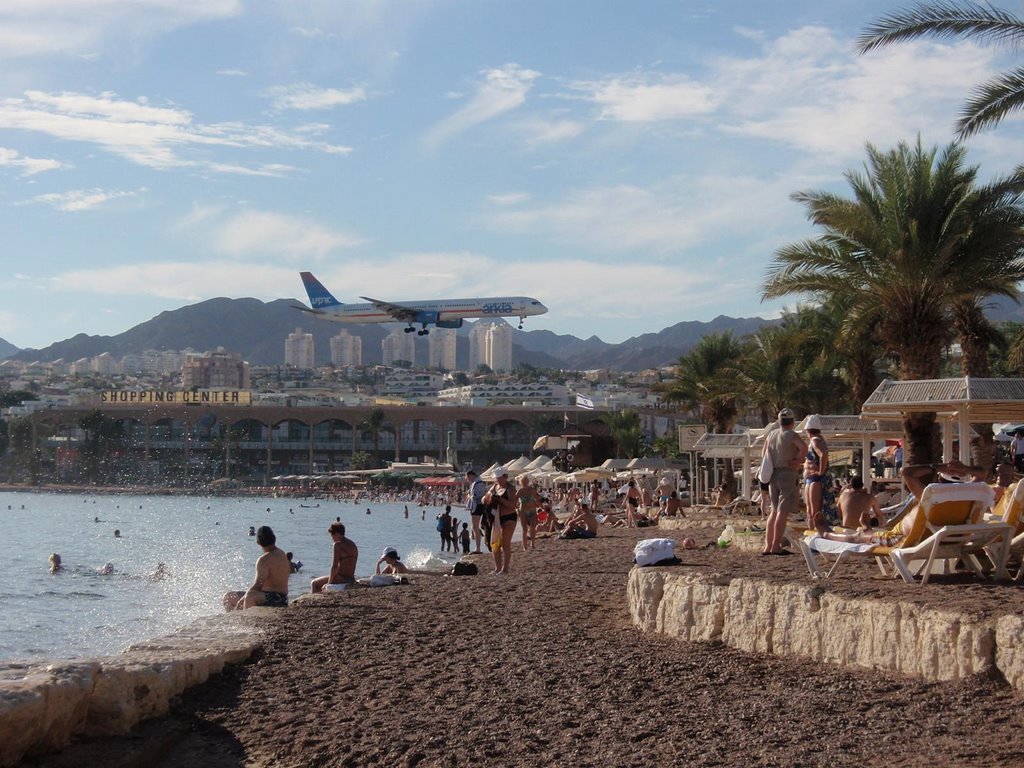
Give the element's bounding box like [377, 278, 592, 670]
[465, 469, 489, 553]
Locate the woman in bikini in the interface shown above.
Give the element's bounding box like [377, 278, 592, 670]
[803, 415, 830, 533]
[623, 478, 642, 528]
[484, 468, 519, 574]
[517, 474, 540, 551]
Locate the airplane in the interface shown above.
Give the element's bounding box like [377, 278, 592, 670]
[297, 271, 548, 335]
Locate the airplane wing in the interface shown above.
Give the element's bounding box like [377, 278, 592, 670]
[359, 296, 420, 323]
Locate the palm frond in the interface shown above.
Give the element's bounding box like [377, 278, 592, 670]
[957, 66, 1024, 135]
[857, 1, 1024, 53]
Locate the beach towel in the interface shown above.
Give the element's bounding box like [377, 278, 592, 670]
[804, 535, 873, 555]
[757, 452, 773, 485]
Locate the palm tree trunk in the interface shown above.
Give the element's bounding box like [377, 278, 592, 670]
[903, 412, 941, 466]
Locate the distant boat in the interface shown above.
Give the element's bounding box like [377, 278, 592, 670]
[300, 503, 320, 508]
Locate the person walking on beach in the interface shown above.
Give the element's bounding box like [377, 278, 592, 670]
[484, 467, 518, 574]
[311, 522, 358, 593]
[763, 409, 806, 555]
[465, 469, 488, 553]
[517, 474, 540, 551]
[223, 525, 291, 610]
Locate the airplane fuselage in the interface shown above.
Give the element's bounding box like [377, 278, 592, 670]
[310, 297, 546, 324]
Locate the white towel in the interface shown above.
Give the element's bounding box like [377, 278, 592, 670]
[805, 535, 873, 555]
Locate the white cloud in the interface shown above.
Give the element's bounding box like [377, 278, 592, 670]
[0, 145, 65, 175]
[216, 69, 248, 77]
[424, 64, 540, 148]
[49, 262, 297, 301]
[0, 90, 352, 173]
[267, 83, 368, 111]
[487, 192, 531, 206]
[211, 209, 365, 261]
[0, 0, 241, 59]
[572, 74, 716, 122]
[21, 187, 145, 212]
[519, 118, 584, 146]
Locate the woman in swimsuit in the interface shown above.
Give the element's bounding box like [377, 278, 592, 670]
[803, 415, 830, 533]
[623, 478, 642, 528]
[485, 469, 519, 574]
[517, 474, 540, 551]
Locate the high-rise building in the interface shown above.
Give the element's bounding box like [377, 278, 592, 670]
[284, 327, 315, 369]
[382, 330, 415, 366]
[181, 348, 250, 389]
[330, 330, 363, 367]
[427, 328, 457, 370]
[468, 322, 489, 372]
[486, 322, 513, 373]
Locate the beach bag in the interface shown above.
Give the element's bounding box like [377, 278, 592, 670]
[452, 562, 478, 576]
[435, 518, 445, 532]
[757, 451, 773, 485]
[634, 538, 678, 567]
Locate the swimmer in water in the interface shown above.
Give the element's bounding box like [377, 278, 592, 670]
[98, 563, 114, 575]
[48, 553, 62, 573]
[248, 526, 256, 536]
[150, 562, 169, 580]
[113, 529, 121, 539]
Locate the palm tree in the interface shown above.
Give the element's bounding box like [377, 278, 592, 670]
[604, 409, 643, 459]
[858, 1, 1024, 137]
[360, 408, 390, 467]
[661, 332, 744, 434]
[764, 139, 1024, 464]
[951, 298, 1006, 469]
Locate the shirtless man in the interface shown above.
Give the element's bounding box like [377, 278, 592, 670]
[837, 476, 883, 531]
[223, 525, 290, 611]
[560, 501, 599, 539]
[311, 522, 359, 593]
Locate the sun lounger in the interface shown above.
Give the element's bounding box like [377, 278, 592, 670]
[978, 481, 1024, 580]
[801, 482, 1010, 585]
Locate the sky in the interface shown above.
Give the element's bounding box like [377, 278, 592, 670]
[0, 0, 1021, 352]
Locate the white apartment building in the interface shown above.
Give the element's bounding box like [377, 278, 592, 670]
[285, 327, 315, 369]
[330, 330, 363, 367]
[468, 321, 513, 373]
[382, 330, 415, 366]
[91, 352, 119, 375]
[427, 328, 456, 370]
[378, 369, 444, 399]
[436, 381, 568, 406]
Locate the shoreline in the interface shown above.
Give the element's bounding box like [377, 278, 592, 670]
[17, 525, 1024, 767]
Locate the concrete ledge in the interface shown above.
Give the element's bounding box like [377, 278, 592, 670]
[0, 614, 263, 766]
[628, 569, 1016, 689]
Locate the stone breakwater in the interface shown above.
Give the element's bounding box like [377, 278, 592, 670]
[0, 612, 263, 767]
[628, 568, 1024, 691]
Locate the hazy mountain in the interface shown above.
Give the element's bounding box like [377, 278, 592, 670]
[0, 337, 18, 359]
[11, 297, 777, 371]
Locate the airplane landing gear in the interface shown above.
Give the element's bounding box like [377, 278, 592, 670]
[518, 316, 525, 330]
[417, 328, 429, 336]
[404, 326, 415, 333]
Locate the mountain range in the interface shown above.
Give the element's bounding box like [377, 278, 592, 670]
[6, 291, 1023, 371]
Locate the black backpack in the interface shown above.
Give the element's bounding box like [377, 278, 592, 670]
[452, 561, 478, 576]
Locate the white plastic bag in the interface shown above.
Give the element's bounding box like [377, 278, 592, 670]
[634, 538, 677, 566]
[757, 451, 773, 484]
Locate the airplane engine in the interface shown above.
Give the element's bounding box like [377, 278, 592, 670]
[436, 319, 463, 329]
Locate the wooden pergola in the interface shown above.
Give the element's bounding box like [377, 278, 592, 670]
[860, 377, 1024, 464]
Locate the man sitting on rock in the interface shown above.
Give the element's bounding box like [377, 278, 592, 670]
[559, 501, 599, 539]
[223, 525, 291, 611]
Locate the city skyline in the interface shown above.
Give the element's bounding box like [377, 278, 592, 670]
[0, 1, 1020, 351]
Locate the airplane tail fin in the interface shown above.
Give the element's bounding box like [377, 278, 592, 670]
[299, 271, 343, 308]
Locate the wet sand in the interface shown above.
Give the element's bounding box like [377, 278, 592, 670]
[26, 526, 1024, 767]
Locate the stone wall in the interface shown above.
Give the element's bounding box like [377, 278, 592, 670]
[0, 613, 263, 766]
[628, 569, 1024, 691]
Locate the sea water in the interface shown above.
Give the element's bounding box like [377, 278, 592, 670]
[2, 492, 465, 662]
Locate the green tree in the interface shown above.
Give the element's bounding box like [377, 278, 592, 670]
[764, 139, 1024, 464]
[859, 1, 1024, 137]
[660, 332, 744, 434]
[604, 409, 643, 459]
[360, 408, 391, 467]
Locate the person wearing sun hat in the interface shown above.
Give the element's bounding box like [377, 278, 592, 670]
[375, 546, 409, 575]
[803, 413, 831, 533]
[762, 408, 806, 555]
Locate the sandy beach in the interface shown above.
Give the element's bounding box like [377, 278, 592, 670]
[25, 525, 1024, 768]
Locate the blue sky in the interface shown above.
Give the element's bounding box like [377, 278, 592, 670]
[0, 0, 1020, 351]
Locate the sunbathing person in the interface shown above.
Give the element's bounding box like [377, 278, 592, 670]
[375, 546, 409, 575]
[837, 476, 883, 531]
[663, 491, 683, 518]
[559, 501, 599, 539]
[223, 525, 290, 611]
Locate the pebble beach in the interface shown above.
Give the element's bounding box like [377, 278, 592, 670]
[25, 526, 1024, 768]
